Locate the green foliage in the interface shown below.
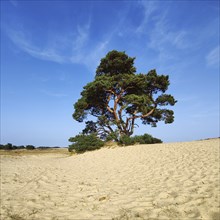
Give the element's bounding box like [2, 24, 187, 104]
[119, 135, 135, 146]
[68, 133, 104, 153]
[0, 144, 61, 151]
[72, 50, 177, 140]
[17, 145, 25, 149]
[133, 134, 162, 144]
[3, 143, 13, 150]
[152, 137, 163, 144]
[26, 145, 35, 150]
[96, 50, 136, 76]
[119, 133, 162, 146]
[38, 146, 51, 149]
[105, 131, 119, 142]
[0, 143, 26, 150]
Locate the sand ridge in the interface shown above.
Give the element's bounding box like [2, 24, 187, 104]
[0, 139, 219, 219]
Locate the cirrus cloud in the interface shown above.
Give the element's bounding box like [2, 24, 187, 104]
[206, 46, 219, 68]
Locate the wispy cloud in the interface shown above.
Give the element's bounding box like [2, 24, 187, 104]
[4, 15, 91, 63]
[5, 2, 147, 73]
[70, 7, 129, 72]
[206, 46, 219, 68]
[190, 109, 219, 119]
[40, 90, 67, 98]
[70, 38, 110, 72]
[85, 40, 110, 71]
[149, 14, 190, 55]
[131, 2, 191, 68]
[5, 19, 109, 73]
[6, 28, 67, 63]
[73, 22, 90, 51]
[135, 1, 157, 33]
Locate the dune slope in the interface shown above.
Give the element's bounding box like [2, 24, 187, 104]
[0, 139, 219, 219]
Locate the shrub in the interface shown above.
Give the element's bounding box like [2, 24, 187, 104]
[133, 134, 162, 144]
[119, 135, 135, 146]
[17, 145, 25, 149]
[105, 131, 119, 142]
[12, 145, 18, 150]
[152, 137, 163, 144]
[26, 145, 35, 150]
[68, 133, 104, 153]
[38, 146, 50, 150]
[118, 133, 162, 146]
[4, 143, 13, 150]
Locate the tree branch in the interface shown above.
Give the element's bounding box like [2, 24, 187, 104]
[112, 89, 126, 132]
[141, 108, 155, 118]
[106, 93, 114, 114]
[105, 89, 115, 95]
[118, 107, 127, 133]
[125, 107, 156, 135]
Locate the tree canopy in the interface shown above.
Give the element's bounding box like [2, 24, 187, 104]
[73, 50, 177, 140]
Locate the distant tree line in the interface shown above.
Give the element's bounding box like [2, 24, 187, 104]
[0, 143, 61, 150]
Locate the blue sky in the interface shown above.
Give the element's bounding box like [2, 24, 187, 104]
[1, 0, 219, 147]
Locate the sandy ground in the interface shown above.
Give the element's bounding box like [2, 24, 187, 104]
[0, 139, 219, 220]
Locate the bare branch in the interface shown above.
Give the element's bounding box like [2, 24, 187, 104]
[141, 108, 155, 118]
[106, 94, 114, 114]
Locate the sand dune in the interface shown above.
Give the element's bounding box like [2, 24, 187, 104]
[0, 139, 219, 219]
